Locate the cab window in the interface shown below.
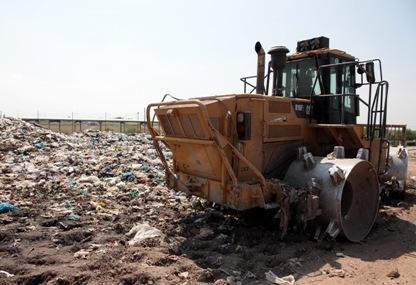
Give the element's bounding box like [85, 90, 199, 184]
[328, 57, 355, 95]
[281, 58, 321, 98]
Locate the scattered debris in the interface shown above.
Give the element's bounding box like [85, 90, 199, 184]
[126, 223, 163, 246]
[195, 227, 214, 240]
[387, 268, 400, 279]
[0, 117, 414, 284]
[178, 271, 189, 280]
[67, 213, 81, 221]
[0, 203, 18, 214]
[34, 142, 45, 149]
[121, 172, 136, 182]
[322, 268, 346, 278]
[58, 221, 70, 230]
[287, 257, 302, 271]
[0, 270, 15, 278]
[167, 255, 179, 262]
[265, 270, 295, 285]
[243, 271, 256, 279]
[73, 249, 90, 259]
[226, 275, 242, 285]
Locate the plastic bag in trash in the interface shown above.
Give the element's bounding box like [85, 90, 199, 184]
[121, 172, 136, 182]
[34, 142, 45, 149]
[0, 203, 18, 214]
[265, 270, 295, 285]
[127, 223, 162, 246]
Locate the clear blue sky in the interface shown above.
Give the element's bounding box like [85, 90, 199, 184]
[1, 0, 415, 127]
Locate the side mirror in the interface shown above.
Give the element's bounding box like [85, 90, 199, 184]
[365, 62, 375, 83]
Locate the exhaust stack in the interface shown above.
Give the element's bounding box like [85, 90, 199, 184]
[268, 46, 289, 96]
[255, 42, 265, 94]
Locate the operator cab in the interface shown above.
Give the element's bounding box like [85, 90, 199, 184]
[242, 36, 386, 137]
[282, 37, 358, 124]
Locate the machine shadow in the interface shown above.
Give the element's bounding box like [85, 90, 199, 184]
[175, 191, 416, 283]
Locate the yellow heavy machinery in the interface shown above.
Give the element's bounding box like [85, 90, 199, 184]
[147, 37, 408, 242]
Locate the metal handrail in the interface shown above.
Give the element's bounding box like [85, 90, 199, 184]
[368, 80, 389, 139]
[367, 80, 389, 174]
[240, 71, 271, 94]
[309, 59, 384, 125]
[240, 76, 257, 94]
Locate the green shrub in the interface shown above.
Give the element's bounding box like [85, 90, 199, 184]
[407, 140, 416, 146]
[406, 129, 416, 141]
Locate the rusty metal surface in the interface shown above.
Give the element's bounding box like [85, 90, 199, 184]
[255, 42, 266, 94]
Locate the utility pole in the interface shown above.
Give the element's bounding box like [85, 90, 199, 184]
[143, 108, 147, 133]
[105, 112, 107, 132]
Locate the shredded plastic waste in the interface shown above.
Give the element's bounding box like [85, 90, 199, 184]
[126, 223, 163, 246]
[0, 202, 18, 214]
[34, 142, 45, 149]
[67, 213, 81, 221]
[121, 172, 136, 182]
[0, 270, 15, 278]
[265, 270, 295, 285]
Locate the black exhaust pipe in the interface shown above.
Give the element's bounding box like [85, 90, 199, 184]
[255, 42, 265, 94]
[268, 46, 289, 96]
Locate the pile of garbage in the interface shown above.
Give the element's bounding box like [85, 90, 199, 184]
[0, 117, 200, 239]
[0, 117, 219, 283]
[0, 118, 353, 284]
[0, 117, 173, 210]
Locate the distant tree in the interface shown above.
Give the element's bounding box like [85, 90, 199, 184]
[406, 128, 416, 141]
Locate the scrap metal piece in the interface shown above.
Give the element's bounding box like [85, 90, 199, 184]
[325, 220, 341, 238]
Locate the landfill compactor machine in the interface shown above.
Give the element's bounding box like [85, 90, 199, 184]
[147, 36, 408, 242]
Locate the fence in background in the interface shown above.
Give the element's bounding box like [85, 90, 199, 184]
[385, 124, 407, 146]
[22, 118, 406, 145]
[22, 118, 160, 135]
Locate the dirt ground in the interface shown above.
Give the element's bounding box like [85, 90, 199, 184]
[0, 124, 415, 285]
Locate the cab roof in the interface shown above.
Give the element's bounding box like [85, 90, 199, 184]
[288, 48, 356, 61]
